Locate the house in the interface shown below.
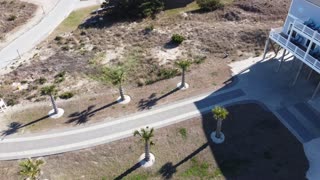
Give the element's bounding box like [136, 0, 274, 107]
[263, 0, 320, 99]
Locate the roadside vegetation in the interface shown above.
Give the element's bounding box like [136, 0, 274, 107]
[0, 104, 308, 179]
[0, 0, 291, 133]
[0, 0, 36, 41]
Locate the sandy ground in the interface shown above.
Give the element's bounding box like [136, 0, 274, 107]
[0, 0, 59, 49]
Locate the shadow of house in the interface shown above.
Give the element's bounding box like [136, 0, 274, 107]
[193, 57, 314, 179]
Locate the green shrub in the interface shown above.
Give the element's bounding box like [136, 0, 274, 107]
[196, 0, 223, 11]
[178, 128, 187, 139]
[171, 34, 185, 44]
[40, 85, 57, 96]
[59, 92, 74, 99]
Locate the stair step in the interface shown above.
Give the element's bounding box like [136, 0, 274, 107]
[276, 107, 315, 143]
[294, 102, 320, 130]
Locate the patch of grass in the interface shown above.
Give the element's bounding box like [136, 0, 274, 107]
[178, 128, 187, 139]
[193, 55, 206, 64]
[123, 174, 149, 180]
[164, 1, 200, 17]
[181, 158, 210, 178]
[53, 5, 99, 35]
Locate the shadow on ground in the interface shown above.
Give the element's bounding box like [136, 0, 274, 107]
[1, 115, 50, 137]
[193, 57, 314, 179]
[66, 100, 118, 125]
[138, 87, 180, 110]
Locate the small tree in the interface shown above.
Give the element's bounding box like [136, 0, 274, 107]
[19, 158, 45, 180]
[41, 85, 58, 114]
[196, 0, 223, 11]
[134, 126, 155, 162]
[102, 66, 126, 101]
[212, 106, 229, 139]
[175, 60, 192, 88]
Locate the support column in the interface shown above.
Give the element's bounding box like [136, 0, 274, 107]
[307, 69, 313, 80]
[277, 50, 287, 72]
[292, 61, 304, 86]
[311, 80, 320, 100]
[262, 38, 270, 60]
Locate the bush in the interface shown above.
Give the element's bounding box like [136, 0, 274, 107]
[54, 36, 63, 41]
[145, 24, 154, 32]
[59, 92, 74, 99]
[171, 34, 185, 44]
[7, 14, 17, 21]
[6, 98, 18, 106]
[102, 0, 164, 18]
[36, 77, 47, 85]
[196, 0, 223, 11]
[54, 71, 66, 83]
[40, 85, 57, 96]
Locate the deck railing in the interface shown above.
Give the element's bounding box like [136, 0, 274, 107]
[269, 29, 320, 73]
[293, 21, 320, 44]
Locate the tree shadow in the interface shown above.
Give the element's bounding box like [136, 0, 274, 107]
[138, 88, 180, 110]
[159, 143, 209, 179]
[1, 115, 50, 137]
[113, 162, 142, 180]
[66, 101, 118, 125]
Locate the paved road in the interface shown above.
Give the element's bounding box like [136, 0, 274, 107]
[0, 89, 245, 160]
[0, 0, 77, 69]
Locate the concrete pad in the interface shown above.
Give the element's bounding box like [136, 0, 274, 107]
[177, 82, 189, 90]
[211, 131, 225, 144]
[117, 95, 131, 104]
[138, 153, 155, 168]
[48, 108, 64, 119]
[304, 138, 320, 180]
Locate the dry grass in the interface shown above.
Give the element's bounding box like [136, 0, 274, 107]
[0, 0, 291, 133]
[0, 0, 36, 40]
[0, 103, 307, 180]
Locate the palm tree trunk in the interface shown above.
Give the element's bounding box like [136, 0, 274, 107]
[216, 119, 222, 139]
[119, 84, 125, 101]
[181, 69, 185, 87]
[50, 95, 58, 114]
[145, 140, 150, 162]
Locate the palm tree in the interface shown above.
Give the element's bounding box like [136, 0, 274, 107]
[102, 66, 126, 101]
[212, 106, 229, 139]
[19, 158, 45, 180]
[134, 126, 155, 162]
[41, 85, 58, 114]
[175, 60, 192, 88]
